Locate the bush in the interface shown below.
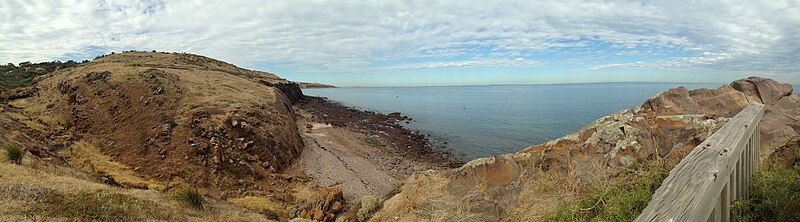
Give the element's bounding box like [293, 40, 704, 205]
[357, 195, 378, 222]
[4, 143, 23, 164]
[174, 186, 205, 209]
[546, 160, 675, 222]
[732, 146, 800, 221]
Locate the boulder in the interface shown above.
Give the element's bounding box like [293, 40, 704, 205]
[642, 87, 702, 116]
[730, 77, 793, 105]
[759, 108, 800, 156]
[689, 85, 750, 118]
[773, 94, 800, 118]
[296, 187, 345, 222]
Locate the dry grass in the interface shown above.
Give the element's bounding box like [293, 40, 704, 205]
[502, 169, 581, 221]
[228, 196, 285, 220]
[68, 141, 165, 190]
[369, 171, 451, 222]
[0, 160, 275, 221]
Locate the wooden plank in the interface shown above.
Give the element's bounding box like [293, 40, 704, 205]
[635, 104, 764, 221]
[722, 182, 730, 222]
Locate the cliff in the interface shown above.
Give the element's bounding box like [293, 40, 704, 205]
[373, 77, 799, 221]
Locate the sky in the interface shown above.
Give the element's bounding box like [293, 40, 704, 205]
[1, 0, 799, 87]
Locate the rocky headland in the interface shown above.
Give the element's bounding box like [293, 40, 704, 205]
[298, 82, 336, 89]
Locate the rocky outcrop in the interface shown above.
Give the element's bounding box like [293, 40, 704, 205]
[731, 77, 794, 105]
[265, 81, 306, 104]
[374, 77, 799, 221]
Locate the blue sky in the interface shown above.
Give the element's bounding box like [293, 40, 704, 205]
[1, 0, 799, 86]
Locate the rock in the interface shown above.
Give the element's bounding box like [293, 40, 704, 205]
[643, 87, 702, 116]
[312, 209, 324, 221]
[773, 94, 800, 117]
[689, 85, 750, 118]
[297, 187, 345, 222]
[730, 77, 793, 105]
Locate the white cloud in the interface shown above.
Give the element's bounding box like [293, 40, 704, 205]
[1, 0, 799, 76]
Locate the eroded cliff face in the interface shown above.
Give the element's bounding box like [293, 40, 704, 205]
[374, 77, 799, 221]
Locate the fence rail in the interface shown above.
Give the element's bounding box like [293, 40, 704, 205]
[636, 103, 764, 222]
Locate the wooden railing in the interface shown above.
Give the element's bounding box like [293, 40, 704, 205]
[636, 104, 764, 222]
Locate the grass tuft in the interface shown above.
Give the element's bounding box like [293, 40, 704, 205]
[4, 143, 23, 164]
[173, 186, 205, 209]
[545, 159, 676, 222]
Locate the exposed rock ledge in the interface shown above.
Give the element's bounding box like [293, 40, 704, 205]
[373, 77, 799, 221]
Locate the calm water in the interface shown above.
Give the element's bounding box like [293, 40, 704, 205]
[305, 83, 791, 160]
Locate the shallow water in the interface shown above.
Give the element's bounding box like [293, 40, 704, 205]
[304, 83, 781, 160]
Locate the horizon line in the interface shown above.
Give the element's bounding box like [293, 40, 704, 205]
[306, 81, 738, 89]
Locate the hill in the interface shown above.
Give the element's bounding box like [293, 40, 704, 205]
[0, 52, 318, 221]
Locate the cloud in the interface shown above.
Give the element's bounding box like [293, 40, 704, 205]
[1, 0, 799, 76]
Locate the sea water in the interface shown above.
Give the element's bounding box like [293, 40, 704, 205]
[304, 83, 793, 160]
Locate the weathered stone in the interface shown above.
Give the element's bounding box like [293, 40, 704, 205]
[643, 87, 703, 116]
[689, 85, 750, 118]
[730, 77, 793, 105]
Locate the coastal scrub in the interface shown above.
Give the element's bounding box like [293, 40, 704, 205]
[732, 145, 800, 221]
[546, 159, 676, 222]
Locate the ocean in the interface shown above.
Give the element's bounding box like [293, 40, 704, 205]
[304, 83, 797, 160]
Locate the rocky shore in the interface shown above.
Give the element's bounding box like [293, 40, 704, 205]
[298, 96, 462, 170]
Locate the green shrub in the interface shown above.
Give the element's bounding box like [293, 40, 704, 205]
[357, 195, 378, 222]
[28, 190, 157, 222]
[546, 160, 675, 222]
[4, 143, 23, 164]
[732, 146, 800, 221]
[174, 186, 205, 209]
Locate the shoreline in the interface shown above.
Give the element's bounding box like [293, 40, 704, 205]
[297, 96, 463, 169]
[291, 96, 463, 202]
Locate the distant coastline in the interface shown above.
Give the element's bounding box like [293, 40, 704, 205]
[297, 82, 336, 88]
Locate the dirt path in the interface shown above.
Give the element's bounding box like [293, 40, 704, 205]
[291, 121, 400, 202]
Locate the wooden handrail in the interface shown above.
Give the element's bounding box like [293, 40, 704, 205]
[636, 103, 764, 222]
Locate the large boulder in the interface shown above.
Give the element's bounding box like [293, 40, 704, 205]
[689, 85, 750, 118]
[730, 77, 793, 105]
[642, 87, 702, 116]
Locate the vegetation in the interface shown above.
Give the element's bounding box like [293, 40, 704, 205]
[732, 146, 800, 221]
[357, 195, 378, 222]
[28, 190, 159, 222]
[173, 186, 205, 209]
[0, 60, 83, 90]
[546, 159, 677, 222]
[3, 143, 23, 164]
